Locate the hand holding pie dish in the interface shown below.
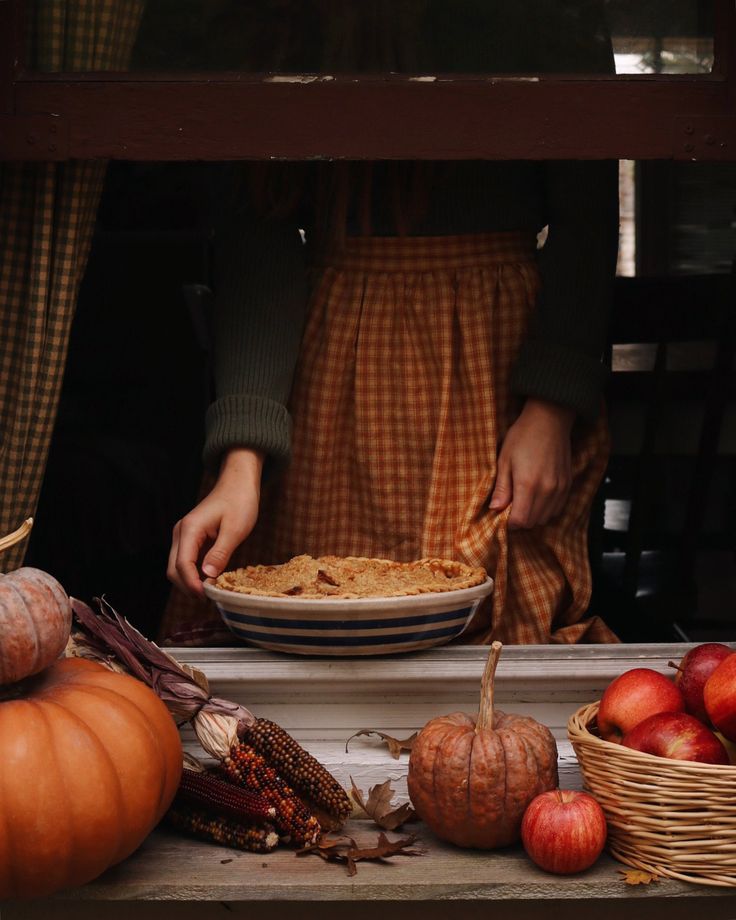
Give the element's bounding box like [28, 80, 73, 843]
[204, 554, 493, 656]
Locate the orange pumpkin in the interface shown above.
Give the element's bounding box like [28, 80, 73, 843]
[0, 567, 72, 685]
[407, 641, 558, 848]
[0, 657, 182, 898]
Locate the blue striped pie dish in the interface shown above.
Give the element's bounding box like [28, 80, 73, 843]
[204, 576, 494, 656]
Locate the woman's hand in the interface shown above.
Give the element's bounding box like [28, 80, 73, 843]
[167, 448, 265, 598]
[489, 398, 575, 530]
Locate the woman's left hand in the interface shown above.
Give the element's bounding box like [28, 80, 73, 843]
[489, 398, 575, 530]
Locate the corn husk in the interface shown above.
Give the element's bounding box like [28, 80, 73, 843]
[68, 597, 254, 759]
[0, 518, 33, 556]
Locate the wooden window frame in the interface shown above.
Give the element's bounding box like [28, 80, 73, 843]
[1, 0, 735, 162]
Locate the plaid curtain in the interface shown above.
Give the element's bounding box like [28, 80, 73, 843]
[0, 1, 145, 569]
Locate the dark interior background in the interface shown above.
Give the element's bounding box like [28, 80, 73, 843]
[23, 159, 736, 644]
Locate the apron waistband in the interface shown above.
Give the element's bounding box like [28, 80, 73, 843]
[321, 231, 537, 273]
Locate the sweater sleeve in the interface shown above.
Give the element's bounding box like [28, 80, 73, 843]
[202, 208, 307, 472]
[510, 159, 620, 421]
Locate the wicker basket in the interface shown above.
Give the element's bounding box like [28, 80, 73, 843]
[568, 701, 736, 887]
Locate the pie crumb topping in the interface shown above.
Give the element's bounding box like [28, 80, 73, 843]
[215, 554, 487, 599]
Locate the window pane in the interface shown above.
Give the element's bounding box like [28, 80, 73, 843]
[25, 0, 714, 75]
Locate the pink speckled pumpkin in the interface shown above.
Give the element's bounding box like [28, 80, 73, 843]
[407, 641, 558, 848]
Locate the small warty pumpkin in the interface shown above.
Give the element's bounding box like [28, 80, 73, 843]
[408, 641, 558, 848]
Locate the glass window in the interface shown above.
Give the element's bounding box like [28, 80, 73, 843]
[24, 0, 714, 75]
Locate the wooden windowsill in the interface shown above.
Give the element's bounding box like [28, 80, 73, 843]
[30, 822, 734, 904]
[8, 644, 736, 916]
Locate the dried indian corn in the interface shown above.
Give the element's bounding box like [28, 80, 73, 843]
[177, 768, 276, 824]
[244, 718, 352, 821]
[167, 803, 279, 853]
[220, 743, 321, 846]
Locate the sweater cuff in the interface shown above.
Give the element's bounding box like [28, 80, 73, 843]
[203, 394, 292, 472]
[510, 340, 609, 423]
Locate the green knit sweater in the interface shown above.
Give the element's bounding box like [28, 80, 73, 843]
[203, 159, 619, 471]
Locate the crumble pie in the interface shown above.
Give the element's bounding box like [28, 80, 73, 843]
[214, 554, 487, 598]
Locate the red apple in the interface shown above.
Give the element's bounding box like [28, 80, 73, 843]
[670, 643, 733, 723]
[714, 732, 736, 764]
[621, 711, 729, 764]
[704, 653, 736, 742]
[521, 789, 607, 875]
[597, 668, 685, 743]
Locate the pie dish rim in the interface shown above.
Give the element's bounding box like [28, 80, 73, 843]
[204, 573, 494, 611]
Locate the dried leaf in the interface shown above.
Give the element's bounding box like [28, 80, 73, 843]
[619, 869, 660, 886]
[349, 832, 421, 862]
[346, 833, 422, 876]
[297, 832, 422, 876]
[300, 835, 358, 853]
[345, 729, 417, 760]
[296, 835, 357, 864]
[350, 778, 416, 830]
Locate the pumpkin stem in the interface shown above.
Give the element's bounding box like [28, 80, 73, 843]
[476, 640, 503, 732]
[0, 517, 34, 556]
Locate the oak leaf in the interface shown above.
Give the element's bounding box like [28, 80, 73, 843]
[619, 869, 660, 885]
[297, 835, 358, 864]
[297, 832, 422, 877]
[350, 777, 417, 830]
[346, 833, 422, 877]
[345, 729, 417, 759]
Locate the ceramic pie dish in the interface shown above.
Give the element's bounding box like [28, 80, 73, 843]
[203, 555, 494, 656]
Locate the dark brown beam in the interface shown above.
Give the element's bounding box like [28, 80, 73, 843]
[6, 76, 736, 161]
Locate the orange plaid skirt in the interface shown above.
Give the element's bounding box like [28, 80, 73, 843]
[161, 232, 617, 645]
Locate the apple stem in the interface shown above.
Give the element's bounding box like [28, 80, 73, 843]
[668, 661, 684, 673]
[476, 640, 502, 732]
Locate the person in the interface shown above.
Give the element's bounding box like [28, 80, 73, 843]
[164, 2, 620, 645]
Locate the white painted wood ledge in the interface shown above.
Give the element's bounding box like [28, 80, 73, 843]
[12, 643, 736, 912]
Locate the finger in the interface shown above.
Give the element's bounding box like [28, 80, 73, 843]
[508, 479, 534, 530]
[176, 520, 209, 598]
[549, 480, 572, 522]
[202, 521, 248, 579]
[489, 455, 513, 511]
[545, 467, 572, 522]
[531, 498, 554, 528]
[167, 521, 182, 587]
[529, 478, 560, 528]
[541, 470, 576, 526]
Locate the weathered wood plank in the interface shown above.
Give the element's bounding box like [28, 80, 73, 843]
[18, 823, 736, 904]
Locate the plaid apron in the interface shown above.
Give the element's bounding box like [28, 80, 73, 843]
[162, 232, 616, 645]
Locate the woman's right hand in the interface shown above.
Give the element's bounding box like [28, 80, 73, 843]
[167, 447, 265, 599]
